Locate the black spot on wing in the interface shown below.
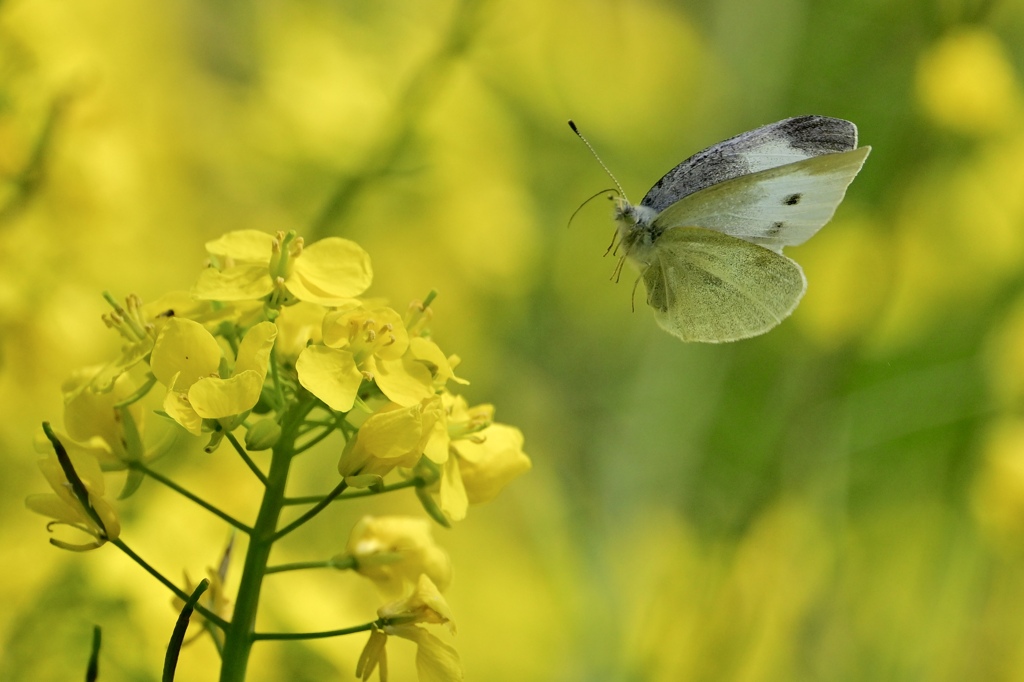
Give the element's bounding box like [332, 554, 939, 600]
[768, 222, 784, 236]
[784, 193, 801, 206]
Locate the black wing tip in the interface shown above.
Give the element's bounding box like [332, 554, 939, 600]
[776, 115, 858, 151]
[782, 114, 854, 125]
[778, 114, 856, 133]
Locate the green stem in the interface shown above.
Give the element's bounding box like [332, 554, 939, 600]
[111, 539, 228, 630]
[253, 620, 378, 641]
[293, 422, 337, 456]
[218, 398, 316, 682]
[225, 431, 268, 486]
[268, 346, 285, 410]
[282, 477, 421, 505]
[265, 555, 356, 575]
[271, 479, 348, 542]
[135, 463, 252, 534]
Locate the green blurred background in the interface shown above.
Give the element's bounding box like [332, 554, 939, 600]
[4, 0, 1024, 679]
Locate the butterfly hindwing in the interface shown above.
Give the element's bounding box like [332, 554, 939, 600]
[642, 227, 807, 343]
[639, 116, 859, 212]
[651, 146, 870, 252]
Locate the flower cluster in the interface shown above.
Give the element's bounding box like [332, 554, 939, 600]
[26, 230, 531, 681]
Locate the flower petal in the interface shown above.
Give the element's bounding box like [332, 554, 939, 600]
[287, 237, 373, 304]
[205, 230, 275, 264]
[189, 370, 264, 418]
[356, 628, 389, 681]
[358, 403, 428, 460]
[164, 390, 204, 436]
[411, 629, 463, 682]
[453, 424, 531, 505]
[409, 338, 465, 388]
[25, 493, 86, 526]
[296, 346, 362, 412]
[234, 321, 277, 376]
[192, 264, 275, 302]
[375, 356, 434, 407]
[150, 318, 223, 390]
[439, 456, 468, 523]
[274, 301, 326, 360]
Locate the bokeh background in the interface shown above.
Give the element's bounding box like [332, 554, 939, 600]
[3, 0, 1024, 679]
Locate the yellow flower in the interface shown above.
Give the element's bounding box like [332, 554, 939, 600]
[341, 516, 452, 596]
[192, 230, 372, 305]
[273, 300, 327, 361]
[25, 444, 120, 551]
[407, 337, 468, 392]
[296, 304, 412, 412]
[150, 318, 277, 435]
[378, 573, 455, 631]
[373, 337, 467, 407]
[297, 303, 470, 413]
[338, 397, 446, 478]
[337, 390, 530, 521]
[322, 306, 409, 359]
[61, 366, 180, 475]
[449, 423, 531, 506]
[61, 368, 145, 469]
[408, 392, 489, 469]
[423, 394, 532, 523]
[89, 291, 226, 392]
[357, 575, 463, 682]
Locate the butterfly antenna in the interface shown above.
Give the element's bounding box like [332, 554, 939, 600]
[567, 187, 619, 230]
[568, 120, 629, 202]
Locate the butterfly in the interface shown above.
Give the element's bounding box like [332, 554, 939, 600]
[572, 115, 871, 343]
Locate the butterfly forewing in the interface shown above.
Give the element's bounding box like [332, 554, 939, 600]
[643, 227, 807, 343]
[651, 146, 870, 252]
[640, 116, 858, 212]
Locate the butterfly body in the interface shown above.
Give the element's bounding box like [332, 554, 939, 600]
[612, 201, 658, 254]
[604, 115, 870, 343]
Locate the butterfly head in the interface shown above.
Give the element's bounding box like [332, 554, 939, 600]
[613, 198, 658, 254]
[567, 120, 658, 262]
[612, 197, 657, 229]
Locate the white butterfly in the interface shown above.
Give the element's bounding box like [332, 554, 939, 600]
[573, 116, 871, 343]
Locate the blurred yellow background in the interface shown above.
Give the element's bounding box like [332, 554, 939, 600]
[4, 0, 1024, 679]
